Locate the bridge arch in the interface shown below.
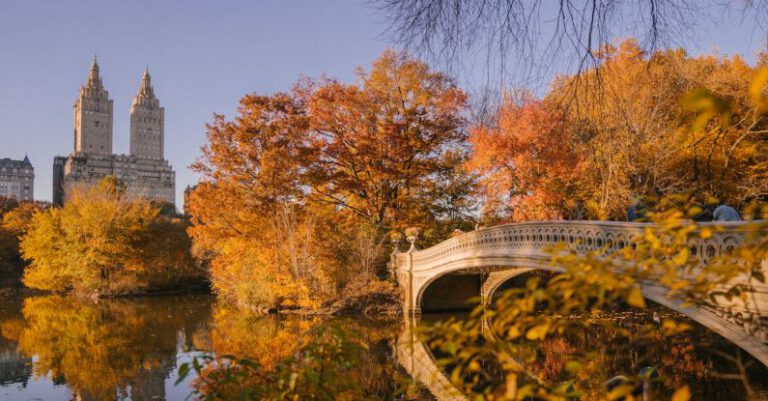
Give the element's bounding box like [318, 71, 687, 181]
[481, 268, 537, 305]
[415, 267, 537, 313]
[408, 255, 560, 314]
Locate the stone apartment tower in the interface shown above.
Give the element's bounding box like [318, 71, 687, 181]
[130, 68, 164, 160]
[53, 58, 175, 206]
[74, 57, 113, 156]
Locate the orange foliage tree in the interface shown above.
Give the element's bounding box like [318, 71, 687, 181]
[468, 96, 583, 222]
[188, 50, 474, 309]
[307, 51, 470, 229]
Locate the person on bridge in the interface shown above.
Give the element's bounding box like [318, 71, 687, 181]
[713, 204, 742, 221]
[694, 203, 714, 222]
[627, 197, 648, 222]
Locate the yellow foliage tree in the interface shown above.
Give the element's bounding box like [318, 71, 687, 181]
[474, 39, 768, 221]
[21, 177, 201, 296]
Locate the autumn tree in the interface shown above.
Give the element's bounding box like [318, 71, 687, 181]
[551, 40, 768, 219]
[0, 198, 46, 278]
[3, 201, 46, 235]
[475, 39, 768, 220]
[20, 177, 202, 295]
[307, 50, 470, 231]
[187, 90, 327, 308]
[188, 50, 474, 309]
[0, 197, 21, 276]
[468, 95, 583, 222]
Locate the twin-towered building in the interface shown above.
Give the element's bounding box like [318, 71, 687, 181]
[53, 58, 175, 205]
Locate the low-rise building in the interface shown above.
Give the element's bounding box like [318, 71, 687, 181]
[0, 156, 34, 201]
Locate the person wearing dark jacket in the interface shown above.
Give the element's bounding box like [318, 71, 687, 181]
[713, 204, 741, 221]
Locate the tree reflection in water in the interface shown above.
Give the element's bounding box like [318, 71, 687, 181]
[0, 287, 31, 388]
[530, 309, 768, 400]
[0, 292, 425, 401]
[423, 303, 768, 400]
[190, 306, 423, 401]
[0, 289, 765, 400]
[10, 294, 212, 401]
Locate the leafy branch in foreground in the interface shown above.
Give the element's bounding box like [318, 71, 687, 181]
[423, 205, 767, 401]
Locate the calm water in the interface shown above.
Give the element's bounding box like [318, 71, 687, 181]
[0, 286, 766, 400]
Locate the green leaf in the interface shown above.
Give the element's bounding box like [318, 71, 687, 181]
[288, 372, 298, 390]
[175, 363, 190, 384]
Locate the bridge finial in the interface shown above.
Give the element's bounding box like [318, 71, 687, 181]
[405, 227, 421, 253]
[390, 231, 403, 255]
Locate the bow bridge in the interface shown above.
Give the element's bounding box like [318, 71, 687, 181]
[391, 220, 768, 366]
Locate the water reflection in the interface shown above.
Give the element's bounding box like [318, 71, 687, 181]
[416, 306, 768, 400]
[193, 308, 420, 400]
[9, 293, 212, 400]
[0, 290, 419, 401]
[0, 287, 32, 390]
[0, 287, 765, 400]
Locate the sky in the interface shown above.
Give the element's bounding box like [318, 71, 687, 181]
[0, 1, 766, 207]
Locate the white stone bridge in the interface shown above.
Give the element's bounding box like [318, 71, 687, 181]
[392, 220, 768, 367]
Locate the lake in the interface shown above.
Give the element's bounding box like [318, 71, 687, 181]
[0, 285, 766, 400]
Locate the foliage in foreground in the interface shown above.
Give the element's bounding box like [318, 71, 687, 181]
[422, 69, 768, 400]
[20, 177, 203, 296]
[424, 206, 767, 400]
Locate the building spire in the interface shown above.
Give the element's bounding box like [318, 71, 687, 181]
[142, 65, 151, 86]
[85, 55, 103, 91]
[135, 66, 155, 101]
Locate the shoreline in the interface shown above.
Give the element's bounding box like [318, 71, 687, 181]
[0, 282, 403, 317]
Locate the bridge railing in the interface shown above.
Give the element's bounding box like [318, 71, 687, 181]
[395, 220, 761, 273]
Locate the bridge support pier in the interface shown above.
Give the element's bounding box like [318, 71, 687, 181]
[398, 270, 421, 316]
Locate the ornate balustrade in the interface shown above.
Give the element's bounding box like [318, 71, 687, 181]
[394, 220, 760, 274]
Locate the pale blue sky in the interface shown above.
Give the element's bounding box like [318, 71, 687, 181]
[0, 1, 765, 206]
